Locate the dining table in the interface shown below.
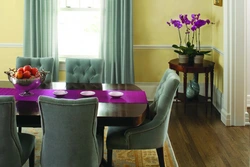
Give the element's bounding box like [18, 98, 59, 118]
[0, 81, 149, 166]
[0, 81, 148, 128]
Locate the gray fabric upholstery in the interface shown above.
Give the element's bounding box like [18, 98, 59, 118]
[106, 69, 180, 166]
[16, 57, 54, 83]
[65, 58, 104, 83]
[0, 96, 35, 167]
[38, 96, 102, 167]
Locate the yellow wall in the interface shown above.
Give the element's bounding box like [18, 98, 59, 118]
[0, 0, 24, 43]
[134, 0, 212, 46]
[0, 0, 224, 92]
[0, 0, 24, 80]
[133, 0, 214, 82]
[59, 71, 66, 82]
[133, 0, 224, 93]
[212, 4, 224, 92]
[0, 48, 22, 80]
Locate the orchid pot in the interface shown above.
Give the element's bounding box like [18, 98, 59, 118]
[178, 54, 189, 64]
[194, 55, 204, 64]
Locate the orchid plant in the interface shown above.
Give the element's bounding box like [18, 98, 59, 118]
[167, 13, 213, 57]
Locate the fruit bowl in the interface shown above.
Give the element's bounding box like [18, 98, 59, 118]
[9, 77, 42, 96]
[4, 68, 49, 96]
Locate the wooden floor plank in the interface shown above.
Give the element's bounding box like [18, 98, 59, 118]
[168, 102, 249, 167]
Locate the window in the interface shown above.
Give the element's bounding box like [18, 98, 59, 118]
[58, 0, 101, 59]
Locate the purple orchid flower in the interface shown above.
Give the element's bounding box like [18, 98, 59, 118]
[171, 19, 183, 29]
[191, 26, 197, 31]
[166, 13, 213, 52]
[194, 20, 207, 28]
[197, 13, 200, 19]
[179, 14, 184, 23]
[191, 14, 196, 19]
[180, 14, 191, 25]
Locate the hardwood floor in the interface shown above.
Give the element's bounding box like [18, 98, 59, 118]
[168, 102, 249, 167]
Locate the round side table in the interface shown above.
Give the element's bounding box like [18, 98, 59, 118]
[169, 58, 215, 113]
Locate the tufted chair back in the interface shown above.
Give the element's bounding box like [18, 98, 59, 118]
[65, 58, 104, 83]
[0, 96, 35, 167]
[148, 69, 180, 137]
[38, 96, 103, 167]
[16, 57, 54, 83]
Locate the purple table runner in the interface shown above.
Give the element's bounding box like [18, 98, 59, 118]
[0, 88, 148, 104]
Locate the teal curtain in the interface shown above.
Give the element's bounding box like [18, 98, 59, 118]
[23, 0, 59, 81]
[100, 0, 134, 84]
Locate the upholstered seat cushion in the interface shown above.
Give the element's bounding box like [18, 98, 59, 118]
[106, 118, 154, 150]
[18, 133, 35, 165]
[106, 127, 131, 149]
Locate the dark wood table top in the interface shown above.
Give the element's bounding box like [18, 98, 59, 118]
[169, 58, 215, 73]
[0, 81, 148, 127]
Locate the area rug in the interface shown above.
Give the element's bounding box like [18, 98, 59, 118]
[23, 127, 178, 167]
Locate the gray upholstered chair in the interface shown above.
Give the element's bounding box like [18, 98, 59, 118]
[106, 69, 180, 167]
[16, 56, 54, 83]
[38, 96, 103, 167]
[0, 96, 35, 167]
[65, 58, 104, 83]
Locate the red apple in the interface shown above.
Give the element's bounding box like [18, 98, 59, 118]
[17, 67, 23, 73]
[31, 67, 39, 76]
[23, 71, 31, 78]
[15, 71, 23, 79]
[23, 65, 32, 72]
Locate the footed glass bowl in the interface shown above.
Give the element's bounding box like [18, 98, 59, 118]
[5, 69, 49, 96]
[9, 77, 42, 96]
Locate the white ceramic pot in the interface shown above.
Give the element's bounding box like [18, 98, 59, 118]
[194, 55, 204, 64]
[178, 54, 189, 64]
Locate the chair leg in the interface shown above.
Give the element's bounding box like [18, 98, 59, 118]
[29, 148, 35, 167]
[156, 147, 165, 167]
[18, 127, 22, 133]
[107, 149, 113, 167]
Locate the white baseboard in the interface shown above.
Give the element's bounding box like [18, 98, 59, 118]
[221, 107, 231, 126]
[247, 95, 250, 107]
[213, 86, 223, 114]
[214, 88, 249, 126]
[245, 112, 249, 125]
